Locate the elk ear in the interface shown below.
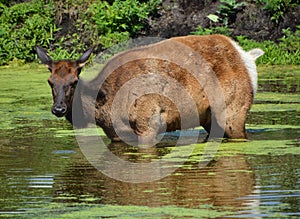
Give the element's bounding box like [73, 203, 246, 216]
[247, 48, 264, 61]
[77, 47, 94, 68]
[35, 45, 52, 68]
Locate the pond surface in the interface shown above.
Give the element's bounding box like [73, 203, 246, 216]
[0, 64, 299, 218]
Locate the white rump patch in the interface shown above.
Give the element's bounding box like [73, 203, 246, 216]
[229, 40, 264, 96]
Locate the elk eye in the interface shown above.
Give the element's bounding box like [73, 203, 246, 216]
[71, 80, 78, 87]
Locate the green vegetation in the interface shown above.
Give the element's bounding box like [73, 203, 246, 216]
[207, 0, 299, 25]
[0, 203, 232, 218]
[191, 26, 234, 36]
[87, 0, 160, 48]
[0, 0, 161, 64]
[237, 27, 300, 65]
[0, 0, 299, 65]
[255, 92, 300, 103]
[201, 0, 300, 65]
[208, 0, 247, 26]
[189, 139, 300, 162]
[0, 0, 56, 65]
[0, 64, 53, 130]
[257, 65, 300, 92]
[0, 63, 299, 218]
[257, 0, 299, 24]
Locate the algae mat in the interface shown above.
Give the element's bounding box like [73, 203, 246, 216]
[0, 64, 299, 218]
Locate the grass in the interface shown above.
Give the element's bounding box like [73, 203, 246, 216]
[22, 203, 234, 219]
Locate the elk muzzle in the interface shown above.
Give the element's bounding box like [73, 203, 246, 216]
[52, 102, 67, 117]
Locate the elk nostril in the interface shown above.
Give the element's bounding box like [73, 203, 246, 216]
[56, 107, 66, 113]
[52, 105, 67, 117]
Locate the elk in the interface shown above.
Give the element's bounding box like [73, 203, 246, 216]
[36, 35, 263, 144]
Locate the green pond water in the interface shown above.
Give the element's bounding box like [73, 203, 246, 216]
[0, 64, 299, 218]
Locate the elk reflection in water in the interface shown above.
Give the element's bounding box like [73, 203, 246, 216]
[54, 142, 255, 209]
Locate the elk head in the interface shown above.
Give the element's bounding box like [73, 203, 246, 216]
[36, 46, 93, 118]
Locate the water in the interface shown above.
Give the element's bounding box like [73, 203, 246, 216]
[0, 64, 299, 218]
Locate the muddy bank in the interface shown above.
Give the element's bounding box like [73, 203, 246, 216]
[145, 0, 300, 41]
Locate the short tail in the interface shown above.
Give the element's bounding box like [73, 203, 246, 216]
[247, 48, 264, 60]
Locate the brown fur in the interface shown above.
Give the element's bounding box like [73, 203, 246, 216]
[87, 35, 257, 142]
[174, 35, 254, 139]
[37, 35, 262, 143]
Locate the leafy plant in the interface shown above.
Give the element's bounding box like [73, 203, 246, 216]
[206, 14, 219, 23]
[236, 26, 300, 65]
[0, 0, 56, 65]
[215, 0, 247, 26]
[0, 0, 10, 6]
[191, 26, 233, 36]
[258, 0, 298, 24]
[280, 26, 300, 53]
[86, 0, 161, 48]
[0, 0, 161, 64]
